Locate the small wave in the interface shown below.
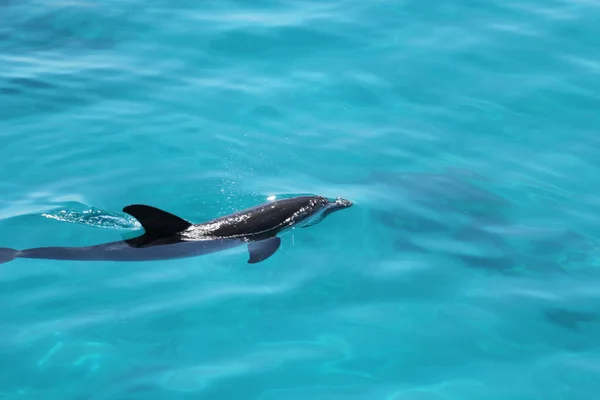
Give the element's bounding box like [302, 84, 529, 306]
[41, 206, 140, 230]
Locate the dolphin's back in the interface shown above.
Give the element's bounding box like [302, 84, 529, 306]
[192, 196, 321, 239]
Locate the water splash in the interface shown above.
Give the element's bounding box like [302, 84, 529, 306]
[41, 206, 141, 230]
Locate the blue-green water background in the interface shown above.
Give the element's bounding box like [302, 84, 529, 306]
[2, 0, 600, 398]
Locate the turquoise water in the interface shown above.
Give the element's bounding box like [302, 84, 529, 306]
[2, 0, 600, 398]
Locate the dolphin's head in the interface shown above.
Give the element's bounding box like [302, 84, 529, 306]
[325, 196, 353, 213]
[297, 196, 353, 228]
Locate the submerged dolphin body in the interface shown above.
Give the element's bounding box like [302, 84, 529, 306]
[0, 195, 353, 264]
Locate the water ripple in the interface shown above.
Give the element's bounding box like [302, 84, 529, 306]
[2, 0, 600, 397]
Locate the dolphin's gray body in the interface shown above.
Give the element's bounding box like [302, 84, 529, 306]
[0, 195, 352, 264]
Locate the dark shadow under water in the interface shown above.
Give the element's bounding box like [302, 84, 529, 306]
[362, 169, 596, 276]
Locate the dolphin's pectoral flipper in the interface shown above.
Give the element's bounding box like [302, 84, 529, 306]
[123, 204, 192, 248]
[247, 236, 281, 264]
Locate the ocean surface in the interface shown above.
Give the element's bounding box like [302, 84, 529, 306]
[2, 0, 600, 398]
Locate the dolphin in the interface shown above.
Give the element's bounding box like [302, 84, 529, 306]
[0, 195, 353, 265]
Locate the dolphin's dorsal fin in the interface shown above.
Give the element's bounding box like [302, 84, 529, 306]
[123, 204, 192, 237]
